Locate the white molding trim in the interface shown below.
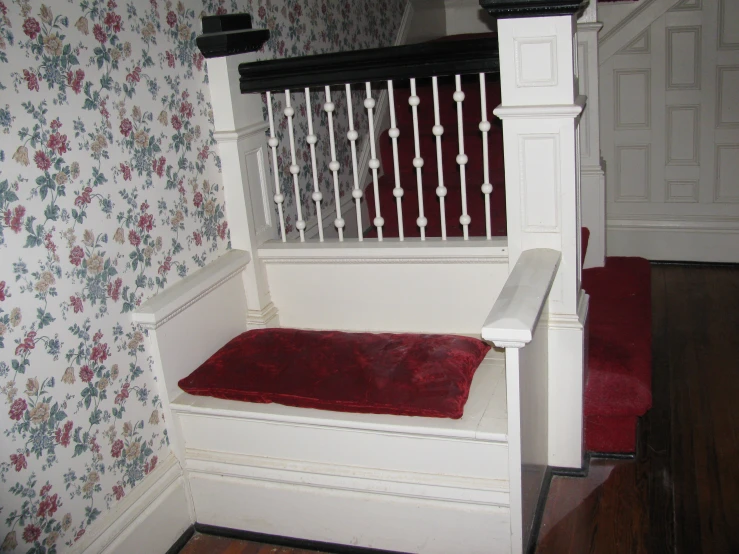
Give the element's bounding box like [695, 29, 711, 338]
[75, 455, 193, 554]
[132, 250, 250, 329]
[607, 214, 739, 233]
[494, 96, 586, 120]
[599, 0, 681, 63]
[258, 238, 509, 264]
[213, 121, 270, 143]
[247, 301, 279, 328]
[184, 449, 509, 507]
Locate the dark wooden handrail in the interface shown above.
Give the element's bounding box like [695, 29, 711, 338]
[238, 37, 500, 94]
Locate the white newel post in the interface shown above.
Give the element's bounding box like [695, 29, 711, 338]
[577, 2, 606, 268]
[207, 53, 279, 328]
[494, 13, 588, 469]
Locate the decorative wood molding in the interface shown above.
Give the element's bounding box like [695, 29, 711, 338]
[74, 455, 193, 554]
[714, 145, 739, 203]
[669, 0, 702, 12]
[493, 96, 585, 119]
[614, 69, 651, 130]
[666, 105, 700, 166]
[716, 66, 739, 128]
[184, 449, 510, 506]
[479, 0, 590, 19]
[718, 0, 739, 51]
[132, 250, 250, 329]
[212, 121, 270, 143]
[607, 214, 739, 232]
[614, 144, 651, 202]
[617, 29, 650, 55]
[666, 26, 701, 90]
[599, 0, 681, 63]
[665, 180, 699, 203]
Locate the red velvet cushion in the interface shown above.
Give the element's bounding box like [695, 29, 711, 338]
[178, 329, 491, 419]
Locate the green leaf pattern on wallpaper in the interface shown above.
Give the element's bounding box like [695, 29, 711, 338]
[0, 0, 407, 551]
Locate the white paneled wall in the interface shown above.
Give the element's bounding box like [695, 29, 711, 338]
[601, 0, 739, 262]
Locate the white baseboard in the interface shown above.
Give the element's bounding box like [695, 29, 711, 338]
[76, 454, 194, 554]
[607, 215, 739, 262]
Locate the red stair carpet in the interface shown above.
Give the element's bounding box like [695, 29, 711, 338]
[582, 256, 652, 453]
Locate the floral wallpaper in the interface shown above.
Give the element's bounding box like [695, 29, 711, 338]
[0, 1, 407, 552]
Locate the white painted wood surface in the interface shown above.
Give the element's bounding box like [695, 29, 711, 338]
[495, 14, 586, 469]
[600, 0, 739, 261]
[482, 249, 560, 347]
[481, 249, 556, 554]
[260, 238, 509, 334]
[74, 455, 193, 554]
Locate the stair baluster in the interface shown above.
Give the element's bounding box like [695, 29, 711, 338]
[304, 88, 325, 242]
[431, 76, 448, 240]
[284, 89, 306, 242]
[409, 78, 427, 240]
[387, 80, 405, 241]
[266, 91, 287, 242]
[365, 82, 384, 241]
[479, 73, 493, 241]
[324, 86, 345, 241]
[454, 75, 471, 240]
[345, 84, 364, 241]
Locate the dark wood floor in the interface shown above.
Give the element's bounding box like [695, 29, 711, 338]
[180, 265, 739, 554]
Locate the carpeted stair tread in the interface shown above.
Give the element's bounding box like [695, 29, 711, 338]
[582, 256, 653, 453]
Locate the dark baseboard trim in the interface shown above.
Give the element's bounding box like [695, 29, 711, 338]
[589, 451, 636, 460]
[192, 523, 409, 554]
[651, 260, 739, 268]
[526, 466, 554, 554]
[166, 525, 195, 554]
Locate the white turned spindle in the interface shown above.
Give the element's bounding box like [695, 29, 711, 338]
[454, 75, 470, 240]
[266, 92, 287, 242]
[324, 86, 344, 241]
[409, 78, 426, 240]
[387, 80, 405, 240]
[284, 90, 306, 242]
[365, 82, 384, 240]
[305, 88, 324, 242]
[345, 84, 364, 241]
[431, 77, 447, 240]
[479, 73, 493, 240]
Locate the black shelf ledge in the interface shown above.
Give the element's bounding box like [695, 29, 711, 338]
[196, 13, 269, 59]
[238, 37, 500, 94]
[479, 0, 590, 18]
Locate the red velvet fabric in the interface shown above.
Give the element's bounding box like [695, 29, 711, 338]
[178, 329, 491, 419]
[582, 257, 652, 452]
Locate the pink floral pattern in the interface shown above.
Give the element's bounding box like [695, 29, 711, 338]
[0, 0, 406, 550]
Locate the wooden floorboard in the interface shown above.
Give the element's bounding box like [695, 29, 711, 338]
[178, 265, 739, 554]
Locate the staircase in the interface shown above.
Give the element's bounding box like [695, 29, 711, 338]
[366, 73, 507, 239]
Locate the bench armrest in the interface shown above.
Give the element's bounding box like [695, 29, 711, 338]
[481, 249, 561, 348]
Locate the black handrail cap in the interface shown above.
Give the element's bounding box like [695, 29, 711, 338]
[479, 0, 590, 18]
[196, 13, 270, 59]
[201, 13, 253, 34]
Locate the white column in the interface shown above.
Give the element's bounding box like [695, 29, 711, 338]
[495, 14, 587, 469]
[206, 53, 279, 328]
[577, 3, 606, 268]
